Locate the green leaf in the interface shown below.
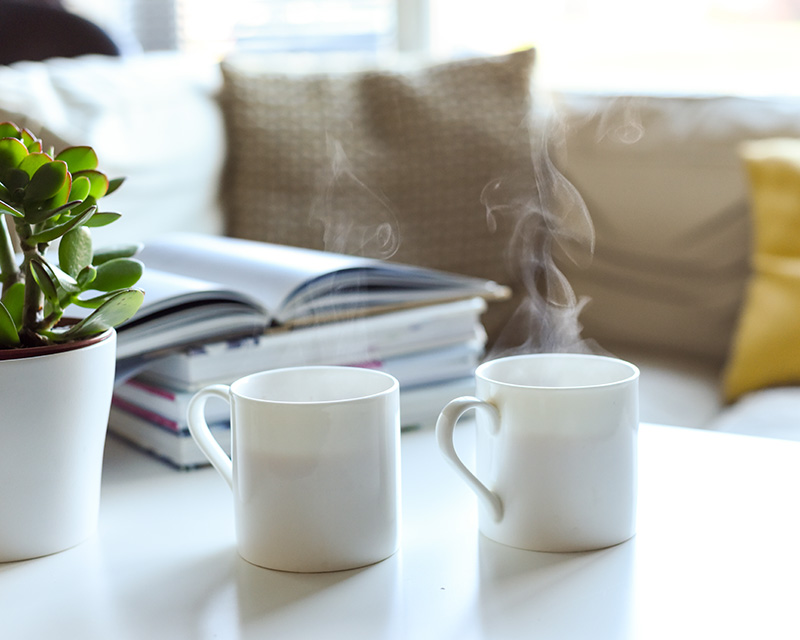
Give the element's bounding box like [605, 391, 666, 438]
[47, 264, 82, 296]
[55, 146, 98, 172]
[18, 152, 52, 179]
[30, 258, 80, 309]
[65, 195, 96, 218]
[1, 281, 24, 329]
[48, 262, 80, 295]
[19, 128, 37, 147]
[44, 169, 72, 210]
[73, 290, 116, 309]
[24, 161, 68, 203]
[77, 264, 97, 289]
[59, 226, 93, 278]
[26, 204, 95, 244]
[0, 137, 27, 171]
[72, 169, 108, 199]
[90, 257, 144, 291]
[0, 123, 20, 139]
[92, 243, 142, 265]
[68, 175, 91, 203]
[23, 198, 82, 225]
[29, 258, 60, 306]
[106, 176, 125, 195]
[0, 301, 20, 346]
[84, 211, 121, 228]
[0, 198, 23, 218]
[2, 167, 29, 194]
[59, 288, 144, 340]
[21, 129, 42, 153]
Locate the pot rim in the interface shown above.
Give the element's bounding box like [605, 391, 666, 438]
[0, 324, 114, 361]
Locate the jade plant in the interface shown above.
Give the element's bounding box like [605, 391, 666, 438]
[0, 122, 144, 348]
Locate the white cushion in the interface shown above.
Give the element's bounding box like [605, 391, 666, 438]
[608, 344, 724, 429]
[0, 52, 225, 246]
[707, 387, 800, 440]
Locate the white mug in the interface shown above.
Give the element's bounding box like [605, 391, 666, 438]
[187, 365, 401, 572]
[436, 353, 639, 553]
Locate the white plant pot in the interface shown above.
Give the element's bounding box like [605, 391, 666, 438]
[0, 329, 116, 563]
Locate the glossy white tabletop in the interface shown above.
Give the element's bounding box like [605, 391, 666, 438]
[2, 422, 800, 639]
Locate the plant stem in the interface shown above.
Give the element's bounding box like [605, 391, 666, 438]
[0, 215, 20, 294]
[21, 250, 43, 339]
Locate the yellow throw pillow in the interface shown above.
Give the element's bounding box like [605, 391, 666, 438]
[723, 138, 800, 402]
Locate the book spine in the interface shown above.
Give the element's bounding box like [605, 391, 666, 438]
[119, 339, 483, 424]
[108, 406, 230, 470]
[111, 397, 184, 432]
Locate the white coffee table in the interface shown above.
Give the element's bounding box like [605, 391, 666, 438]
[2, 422, 799, 639]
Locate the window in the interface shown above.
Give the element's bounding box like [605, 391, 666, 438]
[66, 0, 400, 58]
[426, 0, 800, 93]
[66, 0, 800, 94]
[180, 0, 397, 58]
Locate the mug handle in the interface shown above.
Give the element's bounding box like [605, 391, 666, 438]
[435, 396, 503, 522]
[187, 384, 233, 489]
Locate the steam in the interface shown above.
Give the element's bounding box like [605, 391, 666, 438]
[309, 135, 400, 260]
[309, 97, 642, 361]
[595, 96, 645, 145]
[483, 109, 599, 359]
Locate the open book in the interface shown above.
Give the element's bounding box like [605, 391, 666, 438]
[110, 233, 510, 361]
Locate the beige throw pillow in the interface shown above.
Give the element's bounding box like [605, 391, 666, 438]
[550, 93, 800, 364]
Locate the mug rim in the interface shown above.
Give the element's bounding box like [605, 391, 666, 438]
[230, 365, 399, 404]
[476, 353, 639, 390]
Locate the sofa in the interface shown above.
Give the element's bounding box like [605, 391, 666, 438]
[2, 49, 800, 439]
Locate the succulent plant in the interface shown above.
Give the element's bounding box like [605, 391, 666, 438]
[0, 122, 143, 348]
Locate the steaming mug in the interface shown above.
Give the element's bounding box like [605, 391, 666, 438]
[436, 353, 639, 553]
[187, 366, 401, 572]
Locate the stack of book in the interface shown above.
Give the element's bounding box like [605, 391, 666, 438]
[105, 233, 509, 469]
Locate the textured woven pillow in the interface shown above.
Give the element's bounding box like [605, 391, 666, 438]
[723, 138, 800, 402]
[218, 49, 536, 344]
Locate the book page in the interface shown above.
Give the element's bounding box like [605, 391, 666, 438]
[136, 232, 510, 326]
[138, 233, 373, 313]
[132, 268, 266, 317]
